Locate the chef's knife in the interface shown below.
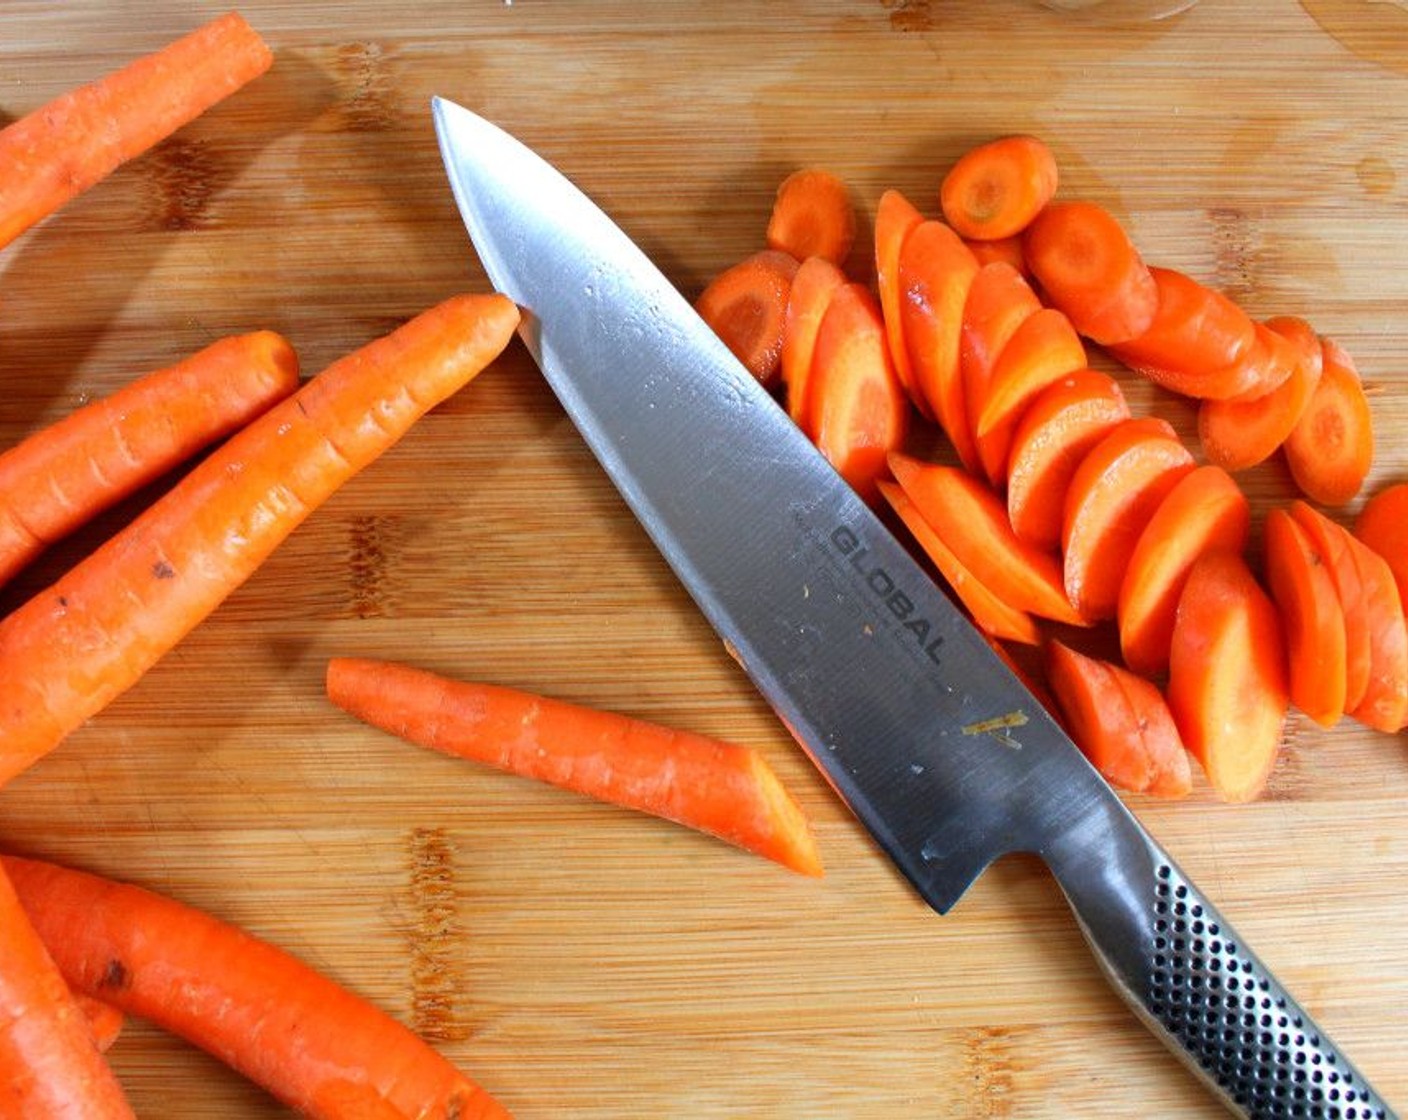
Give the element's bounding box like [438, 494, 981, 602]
[432, 96, 1395, 1120]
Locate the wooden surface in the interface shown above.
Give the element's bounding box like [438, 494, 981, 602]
[3, 2, 1408, 1116]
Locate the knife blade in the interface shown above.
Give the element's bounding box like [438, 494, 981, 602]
[432, 96, 1396, 1120]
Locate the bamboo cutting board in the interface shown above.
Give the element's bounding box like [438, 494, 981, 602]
[2, 2, 1407, 1116]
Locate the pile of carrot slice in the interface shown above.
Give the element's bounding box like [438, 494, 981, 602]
[696, 131, 1405, 808]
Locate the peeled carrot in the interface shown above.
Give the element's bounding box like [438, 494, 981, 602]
[1264, 507, 1349, 728]
[780, 255, 847, 435]
[1023, 200, 1157, 346]
[940, 135, 1059, 242]
[326, 658, 823, 877]
[0, 331, 299, 590]
[1045, 640, 1191, 798]
[0, 13, 273, 252]
[1343, 532, 1408, 733]
[1006, 369, 1130, 552]
[879, 479, 1041, 646]
[695, 249, 799, 386]
[964, 233, 1028, 277]
[0, 862, 135, 1118]
[1283, 337, 1374, 506]
[1167, 552, 1288, 803]
[1293, 501, 1373, 713]
[888, 452, 1088, 627]
[898, 219, 982, 469]
[873, 189, 927, 410]
[1198, 315, 1323, 472]
[3, 854, 511, 1120]
[0, 293, 519, 788]
[1061, 417, 1196, 623]
[766, 169, 857, 267]
[1117, 465, 1250, 678]
[1355, 481, 1408, 609]
[808, 282, 909, 503]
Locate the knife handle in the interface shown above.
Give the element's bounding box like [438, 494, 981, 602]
[1045, 814, 1397, 1120]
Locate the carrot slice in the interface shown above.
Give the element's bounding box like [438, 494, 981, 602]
[1007, 370, 1131, 553]
[958, 261, 1043, 484]
[973, 308, 1087, 486]
[1264, 508, 1349, 727]
[1023, 200, 1157, 345]
[0, 13, 273, 251]
[1045, 640, 1191, 798]
[766, 168, 857, 267]
[879, 480, 1041, 645]
[327, 658, 823, 877]
[1117, 464, 1251, 678]
[0, 863, 135, 1118]
[1291, 501, 1373, 712]
[1355, 481, 1408, 608]
[1107, 267, 1257, 396]
[964, 233, 1028, 277]
[4, 854, 511, 1120]
[1061, 417, 1196, 623]
[888, 452, 1088, 626]
[1167, 552, 1288, 803]
[1197, 315, 1324, 471]
[0, 332, 299, 591]
[898, 220, 982, 468]
[874, 189, 927, 408]
[809, 283, 909, 503]
[780, 255, 847, 434]
[0, 294, 520, 788]
[1283, 337, 1374, 506]
[940, 135, 1059, 241]
[1343, 532, 1408, 733]
[695, 249, 800, 387]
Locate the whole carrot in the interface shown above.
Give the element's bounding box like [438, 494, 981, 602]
[326, 657, 825, 878]
[0, 331, 299, 590]
[3, 854, 510, 1120]
[0, 863, 135, 1119]
[0, 13, 273, 251]
[0, 293, 520, 787]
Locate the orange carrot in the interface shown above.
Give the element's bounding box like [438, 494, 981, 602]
[1197, 315, 1323, 472]
[3, 854, 511, 1120]
[940, 135, 1059, 242]
[695, 249, 799, 386]
[879, 480, 1041, 646]
[0, 332, 299, 590]
[0, 862, 135, 1118]
[1117, 465, 1250, 678]
[1264, 507, 1349, 728]
[873, 189, 927, 409]
[1283, 337, 1374, 506]
[957, 261, 1042, 483]
[1045, 640, 1191, 798]
[0, 293, 520, 788]
[888, 452, 1088, 627]
[1355, 481, 1408, 609]
[1006, 369, 1130, 552]
[1023, 200, 1158, 345]
[326, 658, 823, 877]
[1343, 532, 1408, 733]
[1167, 552, 1288, 803]
[765, 169, 857, 267]
[898, 219, 982, 468]
[1061, 417, 1196, 623]
[964, 233, 1028, 277]
[72, 994, 124, 1055]
[0, 13, 273, 251]
[808, 282, 909, 503]
[1292, 501, 1373, 713]
[1107, 267, 1256, 397]
[780, 255, 847, 435]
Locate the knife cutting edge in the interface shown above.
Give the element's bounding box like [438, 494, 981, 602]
[431, 96, 1396, 1120]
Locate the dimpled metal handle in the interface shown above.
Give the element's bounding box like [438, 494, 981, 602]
[1047, 807, 1397, 1120]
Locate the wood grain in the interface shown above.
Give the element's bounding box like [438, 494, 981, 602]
[2, 2, 1406, 1116]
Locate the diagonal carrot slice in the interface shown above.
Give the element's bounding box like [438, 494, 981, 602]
[1062, 417, 1196, 623]
[879, 481, 1040, 645]
[1291, 501, 1372, 712]
[1283, 337, 1374, 507]
[1343, 532, 1408, 733]
[1355, 481, 1408, 610]
[780, 255, 848, 436]
[874, 189, 927, 411]
[888, 452, 1088, 627]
